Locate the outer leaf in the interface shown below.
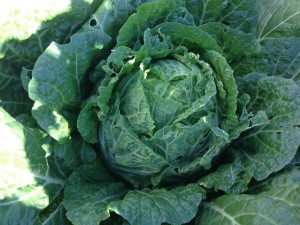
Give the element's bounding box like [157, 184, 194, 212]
[152, 22, 222, 54]
[0, 61, 33, 116]
[0, 0, 102, 117]
[237, 76, 300, 180]
[257, 0, 300, 41]
[185, 0, 223, 25]
[29, 31, 110, 111]
[28, 30, 110, 141]
[91, 0, 154, 38]
[0, 108, 65, 225]
[199, 75, 300, 193]
[32, 102, 70, 143]
[196, 167, 300, 225]
[231, 53, 270, 77]
[110, 184, 205, 225]
[117, 0, 183, 47]
[262, 37, 300, 85]
[77, 103, 99, 144]
[198, 148, 252, 194]
[41, 205, 71, 225]
[0, 0, 103, 68]
[221, 0, 258, 33]
[64, 173, 128, 225]
[200, 22, 260, 61]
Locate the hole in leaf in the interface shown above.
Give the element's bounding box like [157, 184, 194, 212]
[89, 19, 97, 26]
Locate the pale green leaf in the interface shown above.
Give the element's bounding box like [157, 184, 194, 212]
[257, 0, 300, 41]
[110, 184, 205, 225]
[0, 108, 64, 225]
[196, 167, 300, 225]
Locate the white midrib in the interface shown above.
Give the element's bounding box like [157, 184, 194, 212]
[203, 202, 241, 225]
[259, 10, 300, 42]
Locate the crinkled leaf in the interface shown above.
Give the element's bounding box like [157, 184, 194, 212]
[196, 167, 300, 225]
[150, 117, 212, 162]
[262, 37, 300, 85]
[237, 75, 300, 180]
[117, 0, 184, 47]
[77, 103, 99, 144]
[231, 53, 270, 77]
[152, 22, 222, 54]
[198, 148, 252, 194]
[110, 183, 205, 225]
[201, 22, 260, 61]
[151, 128, 229, 186]
[90, 0, 154, 38]
[64, 173, 127, 225]
[100, 113, 168, 186]
[120, 76, 155, 135]
[206, 50, 238, 133]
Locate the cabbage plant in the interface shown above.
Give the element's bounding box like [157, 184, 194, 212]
[1, 0, 300, 224]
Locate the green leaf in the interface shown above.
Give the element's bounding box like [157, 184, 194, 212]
[117, 0, 183, 47]
[120, 74, 155, 135]
[90, 0, 154, 38]
[201, 22, 260, 61]
[150, 116, 214, 162]
[28, 30, 110, 111]
[77, 103, 99, 144]
[152, 22, 222, 54]
[221, 0, 259, 33]
[41, 205, 71, 225]
[32, 102, 70, 143]
[0, 0, 102, 117]
[0, 60, 33, 116]
[52, 139, 80, 171]
[262, 37, 300, 85]
[206, 50, 238, 133]
[231, 53, 270, 77]
[198, 148, 252, 194]
[237, 75, 300, 180]
[110, 184, 205, 225]
[196, 167, 300, 225]
[100, 113, 168, 186]
[0, 107, 65, 225]
[28, 30, 110, 141]
[257, 0, 300, 42]
[64, 173, 127, 225]
[185, 0, 223, 25]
